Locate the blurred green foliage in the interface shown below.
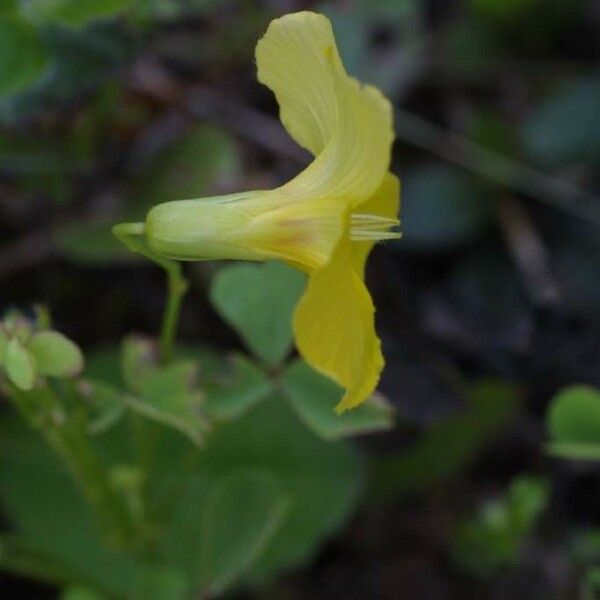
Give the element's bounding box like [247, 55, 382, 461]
[452, 476, 549, 577]
[0, 17, 47, 96]
[0, 313, 84, 391]
[371, 380, 520, 499]
[21, 0, 134, 27]
[0, 261, 393, 597]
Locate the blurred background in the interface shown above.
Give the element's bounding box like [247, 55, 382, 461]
[1, 0, 600, 598]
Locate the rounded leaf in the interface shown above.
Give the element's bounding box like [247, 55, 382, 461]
[210, 262, 305, 367]
[547, 385, 600, 461]
[28, 331, 84, 378]
[282, 359, 394, 440]
[200, 469, 289, 595]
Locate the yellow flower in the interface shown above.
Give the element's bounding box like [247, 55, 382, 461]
[118, 11, 400, 412]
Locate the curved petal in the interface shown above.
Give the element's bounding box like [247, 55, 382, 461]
[256, 11, 394, 205]
[292, 232, 384, 412]
[352, 173, 401, 278]
[256, 11, 340, 156]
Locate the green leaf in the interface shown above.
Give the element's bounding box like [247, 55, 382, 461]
[400, 164, 492, 250]
[5, 338, 36, 391]
[28, 331, 84, 378]
[20, 0, 134, 27]
[130, 361, 207, 446]
[81, 380, 126, 435]
[203, 354, 273, 421]
[60, 585, 106, 600]
[546, 385, 600, 460]
[130, 565, 189, 600]
[200, 469, 289, 595]
[0, 16, 47, 98]
[0, 377, 363, 593]
[0, 1, 18, 16]
[210, 261, 305, 367]
[522, 78, 600, 168]
[0, 534, 89, 589]
[0, 417, 139, 596]
[282, 360, 394, 440]
[160, 396, 363, 585]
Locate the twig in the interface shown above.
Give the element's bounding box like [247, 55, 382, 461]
[495, 196, 561, 307]
[395, 108, 600, 225]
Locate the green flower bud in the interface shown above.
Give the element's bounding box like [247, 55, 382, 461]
[5, 338, 36, 391]
[28, 331, 84, 378]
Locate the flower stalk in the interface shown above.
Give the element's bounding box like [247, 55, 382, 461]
[112, 222, 189, 364]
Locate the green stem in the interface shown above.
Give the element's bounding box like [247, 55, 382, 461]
[112, 222, 188, 364]
[8, 386, 135, 549]
[159, 260, 187, 364]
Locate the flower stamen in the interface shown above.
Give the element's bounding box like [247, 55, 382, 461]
[350, 213, 401, 241]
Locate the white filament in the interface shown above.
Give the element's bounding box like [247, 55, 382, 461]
[350, 213, 401, 241]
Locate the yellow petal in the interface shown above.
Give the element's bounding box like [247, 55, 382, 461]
[352, 173, 401, 278]
[256, 11, 394, 205]
[256, 11, 339, 156]
[249, 195, 347, 272]
[292, 232, 384, 412]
